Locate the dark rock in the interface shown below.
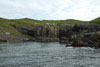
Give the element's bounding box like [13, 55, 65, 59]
[34, 24, 59, 42]
[35, 24, 59, 38]
[59, 24, 73, 43]
[1, 23, 100, 45]
[72, 23, 100, 33]
[59, 23, 100, 43]
[0, 38, 7, 42]
[13, 26, 35, 37]
[69, 32, 100, 48]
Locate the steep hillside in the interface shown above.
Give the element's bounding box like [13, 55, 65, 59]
[90, 17, 100, 24]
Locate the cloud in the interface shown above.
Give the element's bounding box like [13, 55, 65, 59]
[0, 0, 100, 21]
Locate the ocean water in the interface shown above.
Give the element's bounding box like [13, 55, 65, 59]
[0, 42, 100, 67]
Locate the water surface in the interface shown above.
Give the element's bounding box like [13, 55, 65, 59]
[0, 42, 100, 67]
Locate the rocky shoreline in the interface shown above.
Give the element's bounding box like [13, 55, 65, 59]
[66, 32, 100, 48]
[0, 22, 100, 48]
[0, 17, 100, 48]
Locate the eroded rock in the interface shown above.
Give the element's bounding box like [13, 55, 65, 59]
[68, 32, 100, 48]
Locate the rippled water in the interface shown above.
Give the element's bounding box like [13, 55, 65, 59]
[0, 42, 100, 67]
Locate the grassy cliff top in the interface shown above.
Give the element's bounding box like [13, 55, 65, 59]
[0, 17, 99, 36]
[89, 17, 100, 24]
[0, 17, 88, 26]
[0, 17, 100, 26]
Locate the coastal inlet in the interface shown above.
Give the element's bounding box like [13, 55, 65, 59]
[0, 42, 100, 67]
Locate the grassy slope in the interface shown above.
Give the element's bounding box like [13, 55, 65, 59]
[89, 17, 100, 24]
[0, 23, 22, 35]
[0, 17, 88, 25]
[0, 17, 99, 36]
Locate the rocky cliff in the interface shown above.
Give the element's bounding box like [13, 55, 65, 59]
[12, 23, 100, 43]
[0, 17, 100, 48]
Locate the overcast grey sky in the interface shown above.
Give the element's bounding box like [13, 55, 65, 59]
[0, 0, 100, 20]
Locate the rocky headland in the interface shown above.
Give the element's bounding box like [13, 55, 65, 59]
[0, 17, 100, 48]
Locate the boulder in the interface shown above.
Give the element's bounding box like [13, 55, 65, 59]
[0, 38, 7, 42]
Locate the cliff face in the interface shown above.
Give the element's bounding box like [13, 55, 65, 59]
[12, 24, 59, 42]
[59, 23, 100, 43]
[10, 23, 100, 43]
[69, 32, 100, 48]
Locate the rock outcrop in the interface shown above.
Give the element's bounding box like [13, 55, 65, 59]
[68, 32, 100, 48]
[0, 22, 100, 48]
[13, 24, 59, 42]
[59, 23, 100, 43]
[11, 23, 100, 44]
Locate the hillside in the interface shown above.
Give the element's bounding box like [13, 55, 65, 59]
[0, 17, 88, 25]
[0, 17, 99, 34]
[89, 17, 100, 24]
[0, 17, 99, 42]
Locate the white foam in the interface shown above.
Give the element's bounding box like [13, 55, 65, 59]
[66, 47, 73, 48]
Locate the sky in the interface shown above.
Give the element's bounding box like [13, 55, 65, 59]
[0, 0, 100, 21]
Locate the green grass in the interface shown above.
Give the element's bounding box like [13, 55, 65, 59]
[1, 17, 100, 26]
[0, 17, 88, 26]
[0, 22, 22, 35]
[89, 17, 100, 24]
